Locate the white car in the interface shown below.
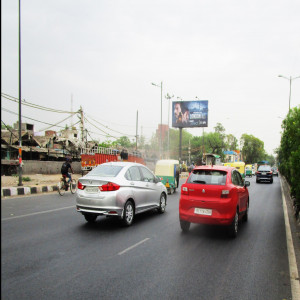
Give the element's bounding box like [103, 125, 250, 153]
[76, 162, 167, 226]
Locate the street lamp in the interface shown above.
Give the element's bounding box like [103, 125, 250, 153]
[165, 93, 174, 158]
[151, 81, 163, 159]
[278, 75, 300, 111]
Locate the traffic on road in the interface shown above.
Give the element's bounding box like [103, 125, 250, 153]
[1, 173, 294, 300]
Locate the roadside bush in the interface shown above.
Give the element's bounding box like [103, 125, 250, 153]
[278, 106, 300, 214]
[22, 177, 31, 182]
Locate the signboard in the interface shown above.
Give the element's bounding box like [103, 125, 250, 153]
[172, 100, 208, 128]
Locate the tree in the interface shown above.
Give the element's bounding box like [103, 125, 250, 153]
[240, 134, 265, 164]
[1, 123, 13, 130]
[225, 134, 238, 151]
[113, 136, 134, 148]
[277, 106, 300, 204]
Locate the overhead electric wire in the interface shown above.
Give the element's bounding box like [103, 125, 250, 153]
[1, 93, 78, 114]
[2, 107, 67, 128]
[85, 113, 136, 138]
[1, 120, 19, 139]
[84, 117, 119, 139]
[37, 115, 75, 132]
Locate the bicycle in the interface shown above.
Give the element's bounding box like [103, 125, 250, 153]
[58, 174, 77, 196]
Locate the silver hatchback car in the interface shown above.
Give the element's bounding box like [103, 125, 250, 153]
[76, 162, 167, 226]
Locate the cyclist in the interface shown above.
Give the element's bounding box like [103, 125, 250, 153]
[61, 158, 74, 189]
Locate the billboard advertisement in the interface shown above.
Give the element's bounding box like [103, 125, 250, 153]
[172, 100, 208, 128]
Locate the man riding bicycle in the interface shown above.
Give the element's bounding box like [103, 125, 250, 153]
[61, 158, 74, 189]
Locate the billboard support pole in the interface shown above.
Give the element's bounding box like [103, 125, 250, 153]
[179, 128, 182, 165]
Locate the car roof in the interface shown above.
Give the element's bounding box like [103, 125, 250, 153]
[193, 165, 234, 172]
[100, 161, 145, 167]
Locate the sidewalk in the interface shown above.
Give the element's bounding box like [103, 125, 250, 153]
[1, 174, 82, 197]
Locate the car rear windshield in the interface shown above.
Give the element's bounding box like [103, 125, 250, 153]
[187, 170, 227, 185]
[258, 166, 271, 172]
[87, 165, 123, 177]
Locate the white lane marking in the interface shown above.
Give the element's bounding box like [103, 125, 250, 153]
[1, 206, 74, 221]
[118, 238, 150, 255]
[280, 177, 300, 299]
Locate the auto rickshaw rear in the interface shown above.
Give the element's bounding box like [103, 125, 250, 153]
[155, 160, 180, 194]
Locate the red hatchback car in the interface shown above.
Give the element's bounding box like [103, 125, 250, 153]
[179, 165, 250, 237]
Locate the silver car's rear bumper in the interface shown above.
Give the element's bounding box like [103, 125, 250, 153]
[76, 205, 122, 216]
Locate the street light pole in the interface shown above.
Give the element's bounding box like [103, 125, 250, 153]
[278, 75, 300, 112]
[18, 0, 23, 186]
[165, 93, 174, 158]
[151, 81, 163, 159]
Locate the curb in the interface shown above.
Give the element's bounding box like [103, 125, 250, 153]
[1, 185, 59, 197]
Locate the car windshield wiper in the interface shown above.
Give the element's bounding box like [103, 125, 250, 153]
[192, 180, 206, 184]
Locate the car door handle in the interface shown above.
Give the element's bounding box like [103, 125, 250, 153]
[130, 182, 135, 185]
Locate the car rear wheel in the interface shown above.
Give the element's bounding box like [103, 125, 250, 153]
[158, 193, 166, 214]
[122, 201, 134, 226]
[180, 220, 190, 233]
[229, 211, 238, 238]
[243, 201, 249, 222]
[84, 213, 97, 223]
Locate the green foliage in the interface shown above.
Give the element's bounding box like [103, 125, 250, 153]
[22, 177, 31, 182]
[278, 106, 300, 201]
[98, 141, 113, 148]
[241, 134, 265, 164]
[2, 123, 13, 130]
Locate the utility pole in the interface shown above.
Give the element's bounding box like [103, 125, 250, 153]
[71, 94, 73, 128]
[18, 0, 22, 186]
[188, 139, 191, 165]
[136, 110, 138, 151]
[79, 106, 84, 143]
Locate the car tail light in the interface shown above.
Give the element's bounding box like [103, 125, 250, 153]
[256, 171, 261, 175]
[77, 181, 85, 190]
[181, 186, 189, 195]
[221, 190, 230, 198]
[268, 172, 272, 175]
[99, 182, 120, 191]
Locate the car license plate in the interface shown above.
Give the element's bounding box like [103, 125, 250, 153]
[85, 187, 99, 193]
[262, 172, 266, 175]
[194, 208, 212, 216]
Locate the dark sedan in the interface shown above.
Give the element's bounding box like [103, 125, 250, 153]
[256, 165, 273, 183]
[271, 167, 279, 176]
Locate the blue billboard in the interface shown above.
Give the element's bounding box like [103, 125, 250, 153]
[172, 100, 208, 128]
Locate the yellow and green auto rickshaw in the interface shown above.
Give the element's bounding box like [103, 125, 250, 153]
[155, 159, 180, 194]
[224, 162, 246, 178]
[245, 164, 253, 177]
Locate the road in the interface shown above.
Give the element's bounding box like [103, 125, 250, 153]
[1, 176, 292, 300]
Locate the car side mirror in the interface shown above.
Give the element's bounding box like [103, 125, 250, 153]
[244, 181, 250, 187]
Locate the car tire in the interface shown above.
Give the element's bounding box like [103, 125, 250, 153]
[180, 220, 190, 232]
[243, 201, 249, 222]
[122, 201, 134, 226]
[158, 193, 166, 214]
[256, 179, 259, 183]
[84, 213, 97, 223]
[229, 211, 238, 238]
[270, 179, 273, 184]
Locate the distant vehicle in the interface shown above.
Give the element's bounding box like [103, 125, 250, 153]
[80, 146, 145, 174]
[76, 162, 167, 226]
[179, 165, 250, 238]
[154, 159, 180, 194]
[245, 164, 253, 177]
[271, 167, 279, 176]
[256, 165, 273, 183]
[223, 162, 246, 178]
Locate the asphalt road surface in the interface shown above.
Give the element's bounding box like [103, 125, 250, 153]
[2, 176, 292, 300]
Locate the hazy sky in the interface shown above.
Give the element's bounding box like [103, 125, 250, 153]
[2, 0, 300, 155]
